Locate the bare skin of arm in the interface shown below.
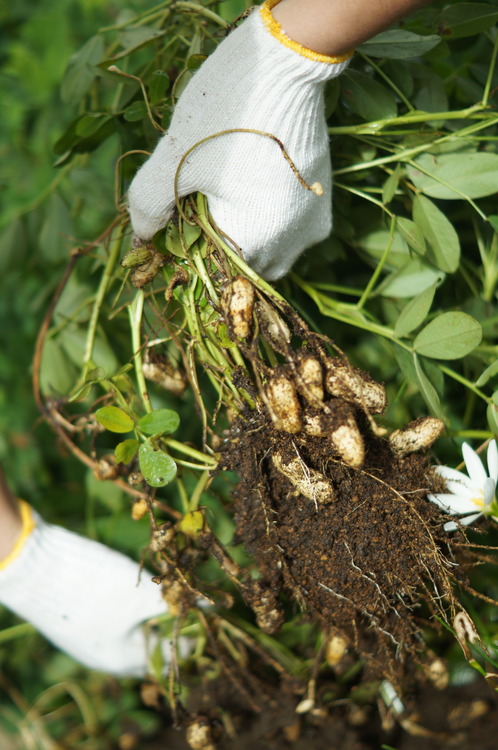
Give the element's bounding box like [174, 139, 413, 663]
[272, 0, 436, 57]
[0, 467, 22, 561]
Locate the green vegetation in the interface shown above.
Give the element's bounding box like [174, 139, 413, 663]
[2, 0, 498, 747]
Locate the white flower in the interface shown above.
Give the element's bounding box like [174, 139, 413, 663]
[428, 440, 498, 532]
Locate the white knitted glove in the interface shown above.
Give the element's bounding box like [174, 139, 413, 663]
[128, 0, 351, 280]
[0, 503, 168, 677]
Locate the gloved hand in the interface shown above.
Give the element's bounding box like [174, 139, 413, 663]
[128, 0, 351, 281]
[0, 502, 170, 676]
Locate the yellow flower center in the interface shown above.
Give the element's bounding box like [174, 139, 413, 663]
[471, 489, 485, 508]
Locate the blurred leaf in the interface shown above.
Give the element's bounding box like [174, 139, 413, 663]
[186, 54, 206, 71]
[148, 70, 169, 106]
[165, 223, 185, 258]
[60, 35, 104, 104]
[138, 442, 177, 487]
[396, 217, 426, 257]
[412, 195, 460, 273]
[360, 29, 440, 59]
[341, 70, 397, 121]
[178, 510, 205, 538]
[137, 409, 180, 436]
[487, 392, 498, 433]
[413, 312, 482, 359]
[95, 406, 134, 433]
[395, 283, 437, 337]
[182, 221, 202, 251]
[437, 3, 498, 39]
[408, 152, 498, 199]
[382, 164, 401, 205]
[39, 193, 73, 262]
[115, 438, 139, 464]
[124, 100, 148, 122]
[489, 215, 498, 232]
[375, 258, 443, 298]
[414, 72, 448, 117]
[413, 353, 443, 417]
[86, 470, 123, 511]
[40, 338, 76, 395]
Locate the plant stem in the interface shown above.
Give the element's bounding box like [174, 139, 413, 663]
[357, 214, 396, 309]
[82, 223, 125, 381]
[129, 290, 152, 413]
[483, 30, 498, 106]
[439, 364, 491, 404]
[165, 438, 218, 466]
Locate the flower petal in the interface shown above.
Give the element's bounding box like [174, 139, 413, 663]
[428, 493, 478, 515]
[483, 476, 496, 506]
[443, 480, 476, 500]
[487, 440, 498, 484]
[435, 466, 473, 491]
[443, 520, 459, 532]
[462, 442, 487, 486]
[443, 513, 481, 533]
[459, 512, 482, 527]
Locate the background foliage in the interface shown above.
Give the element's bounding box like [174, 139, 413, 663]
[1, 0, 498, 747]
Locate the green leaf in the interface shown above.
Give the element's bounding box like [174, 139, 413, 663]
[437, 3, 498, 39]
[148, 70, 169, 106]
[414, 72, 448, 118]
[396, 217, 426, 257]
[39, 193, 73, 262]
[182, 220, 202, 251]
[165, 223, 185, 258]
[413, 312, 482, 359]
[382, 165, 401, 205]
[95, 406, 135, 433]
[139, 443, 177, 487]
[341, 70, 397, 121]
[186, 54, 206, 71]
[408, 152, 498, 200]
[487, 392, 498, 434]
[61, 35, 104, 104]
[413, 354, 443, 417]
[489, 215, 498, 233]
[476, 360, 498, 388]
[394, 283, 437, 337]
[375, 259, 444, 298]
[137, 409, 180, 436]
[75, 113, 111, 139]
[115, 439, 139, 464]
[360, 29, 440, 59]
[412, 195, 460, 273]
[124, 100, 148, 122]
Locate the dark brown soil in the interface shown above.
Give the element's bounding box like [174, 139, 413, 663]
[146, 678, 498, 750]
[223, 407, 462, 687]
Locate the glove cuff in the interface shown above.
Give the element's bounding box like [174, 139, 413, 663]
[0, 500, 36, 571]
[260, 0, 354, 65]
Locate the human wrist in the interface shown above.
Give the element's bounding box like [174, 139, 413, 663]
[261, 0, 353, 63]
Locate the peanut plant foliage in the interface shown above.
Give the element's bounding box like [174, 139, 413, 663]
[2, 0, 498, 747]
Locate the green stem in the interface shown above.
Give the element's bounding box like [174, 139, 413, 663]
[0, 623, 35, 644]
[357, 214, 396, 309]
[172, 1, 228, 26]
[82, 224, 125, 380]
[333, 113, 498, 176]
[438, 365, 491, 404]
[164, 438, 218, 466]
[358, 52, 414, 111]
[189, 470, 210, 510]
[483, 31, 498, 106]
[128, 290, 151, 413]
[329, 104, 487, 136]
